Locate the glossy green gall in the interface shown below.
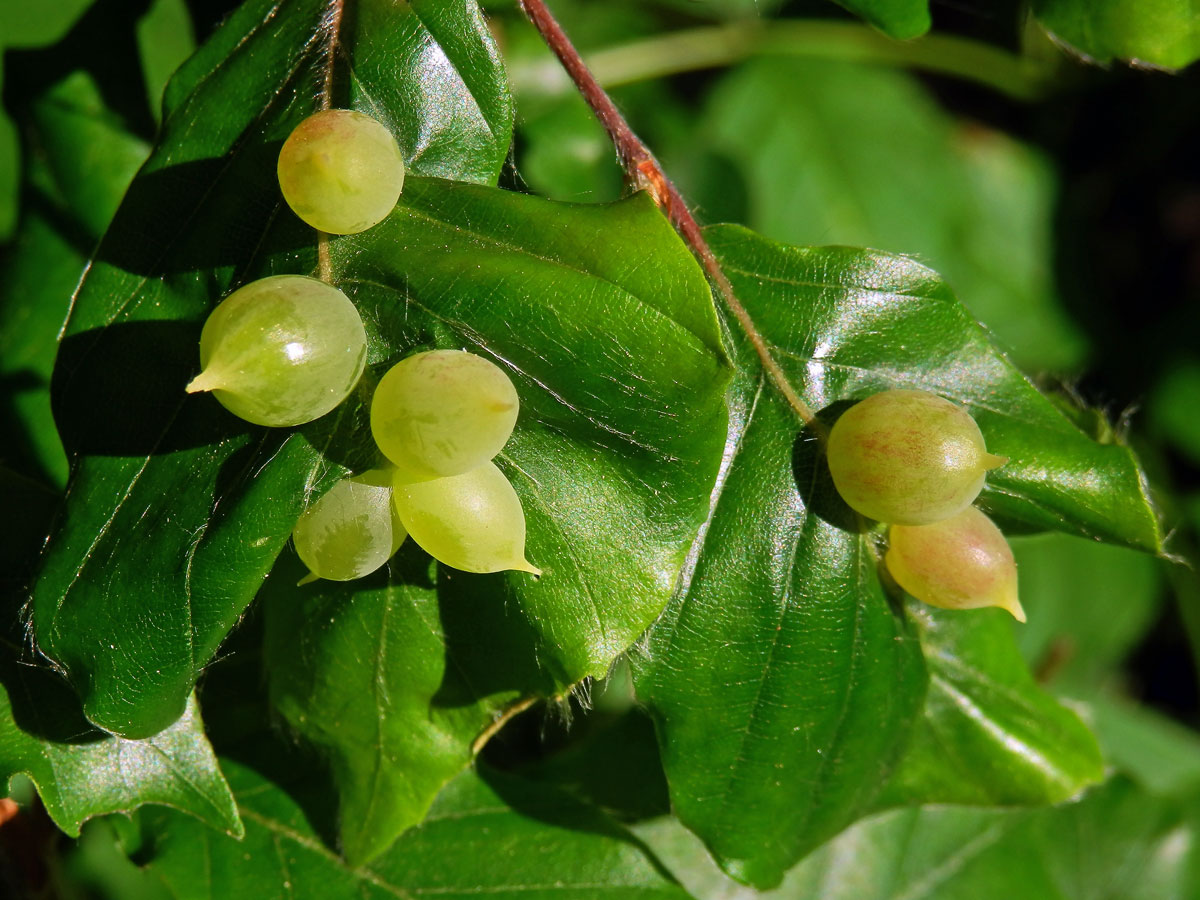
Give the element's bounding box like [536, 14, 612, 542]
[371, 349, 520, 483]
[293, 470, 408, 583]
[186, 274, 367, 427]
[391, 461, 539, 575]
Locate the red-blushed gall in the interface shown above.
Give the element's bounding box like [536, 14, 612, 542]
[277, 109, 405, 235]
[826, 389, 1006, 525]
[886, 506, 1025, 622]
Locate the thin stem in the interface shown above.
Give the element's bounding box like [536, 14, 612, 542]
[582, 21, 1049, 101]
[472, 696, 539, 754]
[314, 0, 344, 284]
[517, 0, 816, 426]
[320, 0, 344, 110]
[317, 234, 332, 282]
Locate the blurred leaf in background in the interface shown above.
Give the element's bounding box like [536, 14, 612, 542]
[503, 2, 1088, 374]
[1012, 532, 1164, 694]
[0, 71, 150, 489]
[634, 776, 1200, 899]
[1150, 358, 1200, 467]
[1032, 0, 1200, 70]
[0, 0, 97, 240]
[137, 0, 195, 122]
[827, 0, 929, 40]
[0, 0, 196, 489]
[0, 81, 14, 240]
[682, 56, 1086, 373]
[651, 0, 790, 20]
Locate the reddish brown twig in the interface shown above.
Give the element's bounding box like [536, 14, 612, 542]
[321, 0, 345, 108]
[517, 0, 815, 425]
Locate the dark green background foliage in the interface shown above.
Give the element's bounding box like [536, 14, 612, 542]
[1, 0, 1199, 897]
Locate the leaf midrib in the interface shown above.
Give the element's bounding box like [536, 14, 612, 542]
[386, 199, 720, 359]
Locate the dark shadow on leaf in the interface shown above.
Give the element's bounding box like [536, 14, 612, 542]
[792, 400, 868, 534]
[196, 606, 341, 852]
[476, 763, 680, 882]
[329, 0, 358, 112]
[485, 706, 671, 824]
[0, 372, 62, 490]
[0, 477, 105, 747]
[17, 186, 99, 260]
[432, 566, 559, 708]
[206, 430, 293, 530]
[92, 147, 310, 278]
[54, 323, 385, 470]
[298, 363, 387, 475]
[255, 534, 558, 857]
[972, 504, 1055, 539]
[0, 656, 107, 747]
[53, 322, 249, 458]
[0, 466, 59, 585]
[0, 546, 107, 754]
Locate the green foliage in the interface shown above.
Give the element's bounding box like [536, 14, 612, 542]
[0, 75, 15, 241]
[0, 0, 95, 47]
[1087, 696, 1200, 798]
[0, 71, 149, 487]
[0, 0, 94, 236]
[0, 687, 240, 839]
[259, 176, 727, 863]
[633, 225, 1151, 888]
[0, 0, 183, 241]
[819, 0, 1200, 68]
[1150, 359, 1200, 465]
[62, 635, 690, 897]
[879, 605, 1104, 807]
[638, 776, 1200, 899]
[1032, 0, 1200, 69]
[649, 0, 788, 19]
[1012, 533, 1164, 693]
[29, 0, 517, 739]
[828, 0, 930, 40]
[3, 0, 1199, 897]
[136, 0, 195, 122]
[703, 226, 1158, 551]
[262, 549, 508, 866]
[140, 763, 692, 899]
[696, 56, 1087, 373]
